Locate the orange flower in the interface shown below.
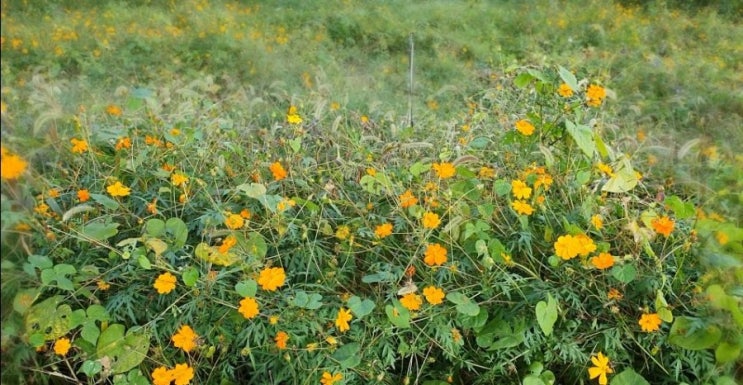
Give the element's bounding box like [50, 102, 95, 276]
[432, 162, 456, 179]
[423, 243, 447, 266]
[575, 234, 597, 256]
[224, 212, 244, 230]
[638, 312, 662, 332]
[170, 363, 194, 385]
[422, 286, 445, 305]
[151, 366, 173, 385]
[374, 222, 393, 238]
[586, 84, 607, 107]
[77, 189, 90, 202]
[218, 235, 238, 254]
[0, 150, 28, 180]
[335, 307, 352, 332]
[399, 293, 422, 311]
[399, 190, 418, 208]
[590, 252, 614, 270]
[147, 198, 158, 215]
[115, 137, 131, 150]
[70, 138, 88, 153]
[269, 162, 287, 181]
[257, 266, 286, 291]
[651, 216, 675, 237]
[320, 372, 343, 385]
[106, 104, 123, 116]
[172, 325, 198, 353]
[275, 331, 289, 350]
[47, 189, 60, 198]
[607, 288, 623, 300]
[515, 119, 535, 136]
[554, 235, 580, 260]
[154, 272, 177, 294]
[422, 212, 441, 229]
[238, 297, 260, 319]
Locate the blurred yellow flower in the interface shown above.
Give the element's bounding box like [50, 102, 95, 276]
[257, 266, 286, 291]
[422, 286, 445, 305]
[432, 162, 456, 179]
[218, 235, 237, 254]
[115, 137, 131, 150]
[424, 243, 447, 266]
[172, 325, 198, 353]
[478, 166, 496, 179]
[286, 105, 302, 124]
[1, 150, 28, 180]
[238, 297, 260, 319]
[639, 312, 662, 332]
[576, 234, 597, 256]
[515, 119, 535, 136]
[335, 307, 352, 332]
[586, 84, 607, 107]
[591, 214, 604, 230]
[154, 272, 177, 294]
[70, 138, 88, 153]
[105, 104, 122, 116]
[320, 372, 343, 385]
[171, 172, 188, 187]
[53, 337, 71, 356]
[422, 212, 441, 229]
[107, 181, 131, 197]
[607, 288, 623, 300]
[399, 190, 418, 208]
[96, 280, 111, 291]
[558, 83, 574, 97]
[399, 293, 422, 311]
[554, 235, 581, 260]
[374, 222, 393, 238]
[224, 213, 244, 229]
[335, 225, 350, 240]
[511, 200, 534, 216]
[511, 180, 532, 199]
[269, 315, 280, 325]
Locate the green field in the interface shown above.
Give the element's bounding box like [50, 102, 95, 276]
[1, 1, 742, 384]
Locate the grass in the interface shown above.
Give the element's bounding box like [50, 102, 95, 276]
[1, 1, 742, 384]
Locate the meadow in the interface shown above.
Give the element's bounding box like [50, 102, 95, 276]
[1, 0, 742, 384]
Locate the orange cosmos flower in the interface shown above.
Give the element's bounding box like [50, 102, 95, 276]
[77, 189, 90, 202]
[172, 325, 198, 353]
[511, 200, 534, 216]
[432, 162, 456, 179]
[374, 222, 393, 238]
[320, 372, 343, 385]
[238, 297, 260, 319]
[70, 138, 88, 153]
[422, 212, 441, 229]
[424, 243, 448, 266]
[269, 162, 288, 181]
[154, 272, 177, 294]
[422, 286, 445, 305]
[1, 150, 28, 180]
[590, 252, 615, 270]
[275, 331, 289, 350]
[224, 212, 244, 230]
[651, 216, 675, 237]
[257, 266, 286, 291]
[399, 190, 418, 208]
[53, 337, 72, 356]
[515, 119, 535, 136]
[399, 293, 422, 311]
[106, 104, 123, 116]
[558, 83, 574, 97]
[638, 312, 662, 332]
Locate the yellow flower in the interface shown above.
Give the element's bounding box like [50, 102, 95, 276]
[0, 151, 28, 180]
[218, 235, 237, 254]
[478, 166, 496, 179]
[224, 213, 245, 230]
[399, 293, 422, 311]
[335, 225, 350, 240]
[591, 214, 604, 230]
[638, 312, 662, 332]
[575, 234, 597, 256]
[590, 252, 615, 270]
[715, 231, 729, 245]
[374, 222, 393, 238]
[154, 272, 177, 294]
[171, 172, 188, 187]
[558, 83, 574, 97]
[77, 189, 90, 202]
[107, 181, 131, 197]
[586, 84, 607, 107]
[554, 235, 580, 260]
[366, 168, 377, 176]
[97, 280, 111, 291]
[325, 336, 338, 345]
[511, 180, 532, 199]
[115, 137, 131, 150]
[399, 190, 419, 208]
[286, 105, 302, 125]
[515, 119, 535, 136]
[511, 200, 534, 216]
[432, 162, 456, 179]
[53, 337, 72, 356]
[335, 307, 352, 332]
[47, 188, 60, 198]
[269, 315, 280, 325]
[422, 286, 445, 305]
[106, 104, 123, 116]
[151, 366, 174, 385]
[422, 212, 441, 229]
[607, 288, 623, 300]
[587, 352, 613, 385]
[172, 325, 198, 353]
[651, 216, 675, 237]
[171, 363, 194, 385]
[275, 331, 289, 350]
[596, 162, 614, 177]
[320, 372, 343, 385]
[238, 297, 260, 319]
[147, 198, 158, 215]
[269, 161, 288, 181]
[70, 138, 88, 153]
[257, 266, 286, 291]
[423, 243, 448, 266]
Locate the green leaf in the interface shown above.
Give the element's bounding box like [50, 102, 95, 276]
[610, 368, 650, 385]
[288, 137, 302, 153]
[291, 290, 323, 310]
[81, 323, 100, 344]
[90, 193, 120, 210]
[565, 120, 596, 158]
[87, 305, 110, 321]
[385, 302, 410, 329]
[715, 341, 741, 364]
[361, 271, 395, 283]
[235, 280, 257, 298]
[493, 179, 511, 196]
[603, 165, 638, 193]
[13, 288, 39, 314]
[523, 376, 546, 385]
[347, 296, 375, 319]
[24, 296, 73, 340]
[82, 222, 119, 242]
[611, 264, 637, 283]
[535, 294, 558, 336]
[409, 161, 431, 177]
[243, 232, 267, 258]
[237, 183, 267, 198]
[182, 267, 199, 287]
[332, 342, 361, 368]
[514, 72, 534, 88]
[446, 292, 469, 305]
[668, 316, 722, 350]
[80, 360, 103, 377]
[165, 218, 189, 248]
[557, 66, 578, 93]
[96, 324, 150, 374]
[457, 302, 481, 317]
[144, 219, 165, 237]
[137, 255, 152, 270]
[664, 195, 695, 219]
